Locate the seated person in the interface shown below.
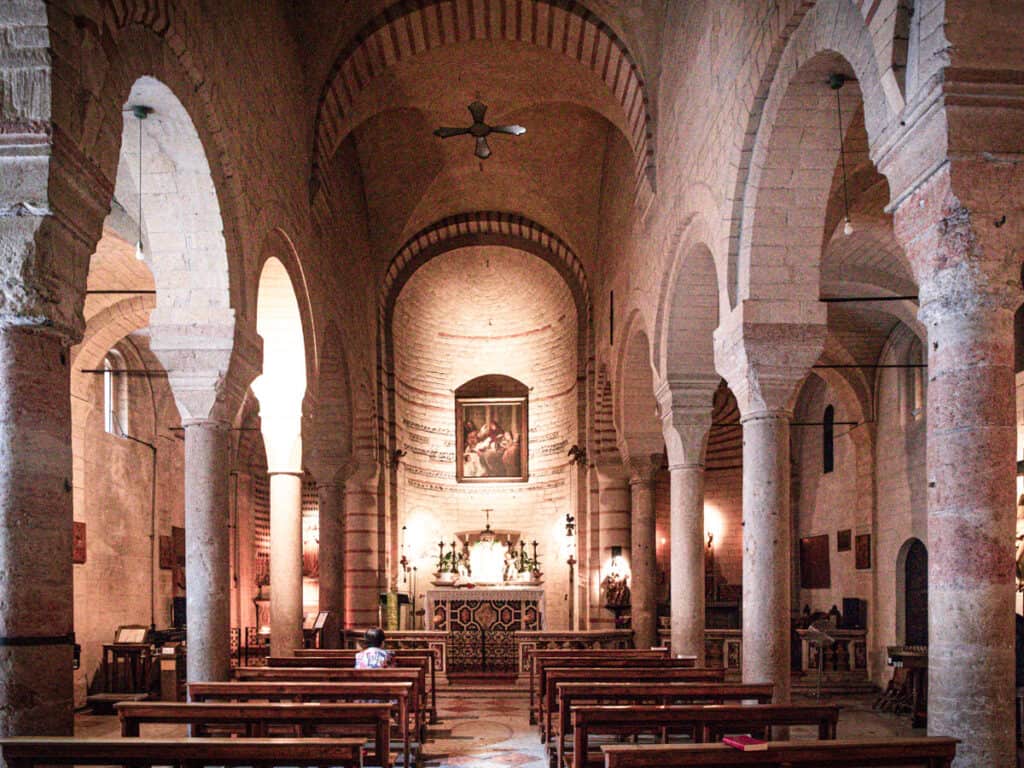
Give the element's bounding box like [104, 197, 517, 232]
[355, 626, 395, 669]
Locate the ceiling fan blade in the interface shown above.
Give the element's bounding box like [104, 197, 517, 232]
[468, 100, 488, 124]
[475, 136, 492, 159]
[434, 127, 470, 138]
[491, 124, 526, 136]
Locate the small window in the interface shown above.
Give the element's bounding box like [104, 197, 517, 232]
[907, 337, 925, 422]
[103, 350, 129, 436]
[823, 405, 835, 474]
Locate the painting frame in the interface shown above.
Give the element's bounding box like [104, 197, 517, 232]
[455, 394, 529, 483]
[855, 533, 872, 570]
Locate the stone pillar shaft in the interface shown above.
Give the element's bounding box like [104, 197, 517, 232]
[629, 472, 658, 649]
[344, 475, 379, 628]
[741, 411, 791, 703]
[0, 328, 74, 734]
[925, 307, 1015, 767]
[269, 472, 304, 657]
[317, 481, 345, 647]
[669, 464, 705, 663]
[183, 420, 231, 683]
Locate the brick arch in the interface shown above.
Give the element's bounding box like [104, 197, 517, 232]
[312, 0, 655, 196]
[613, 311, 661, 461]
[653, 210, 724, 386]
[728, 0, 898, 310]
[306, 319, 355, 476]
[70, 295, 156, 400]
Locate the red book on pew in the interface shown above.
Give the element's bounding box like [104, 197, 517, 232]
[722, 735, 768, 751]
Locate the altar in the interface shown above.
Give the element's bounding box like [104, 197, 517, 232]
[427, 586, 545, 674]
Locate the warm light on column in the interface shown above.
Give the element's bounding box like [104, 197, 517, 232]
[704, 504, 724, 549]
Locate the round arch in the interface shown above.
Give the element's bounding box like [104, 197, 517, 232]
[312, 0, 655, 196]
[612, 311, 661, 461]
[729, 0, 898, 310]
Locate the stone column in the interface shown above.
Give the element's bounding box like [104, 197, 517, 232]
[317, 479, 345, 647]
[628, 458, 660, 649]
[0, 327, 74, 735]
[182, 419, 231, 682]
[740, 410, 792, 701]
[658, 380, 715, 663]
[892, 169, 1019, 767]
[715, 308, 826, 704]
[345, 464, 381, 629]
[593, 464, 631, 629]
[667, 465, 705, 661]
[269, 471, 304, 657]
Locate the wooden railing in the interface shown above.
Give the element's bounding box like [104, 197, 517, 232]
[516, 630, 633, 672]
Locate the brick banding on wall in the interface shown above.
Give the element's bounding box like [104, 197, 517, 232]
[312, 0, 655, 196]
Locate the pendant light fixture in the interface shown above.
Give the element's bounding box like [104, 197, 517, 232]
[131, 105, 153, 260]
[828, 73, 853, 236]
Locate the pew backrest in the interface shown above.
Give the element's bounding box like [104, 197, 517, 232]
[0, 737, 365, 768]
[601, 737, 959, 767]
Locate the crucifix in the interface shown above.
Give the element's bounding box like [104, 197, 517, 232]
[433, 101, 526, 159]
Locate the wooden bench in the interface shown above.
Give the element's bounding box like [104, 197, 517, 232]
[232, 666, 427, 745]
[527, 649, 671, 723]
[552, 682, 775, 760]
[536, 657, 702, 731]
[0, 737, 364, 767]
[600, 737, 959, 767]
[542, 667, 726, 743]
[117, 701, 390, 765]
[295, 648, 439, 722]
[190, 681, 415, 767]
[563, 704, 839, 768]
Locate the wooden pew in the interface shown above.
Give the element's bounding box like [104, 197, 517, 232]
[535, 657, 700, 730]
[232, 667, 427, 743]
[600, 737, 959, 767]
[117, 701, 390, 766]
[0, 737, 365, 768]
[187, 681, 413, 768]
[564, 704, 840, 768]
[552, 683, 775, 761]
[282, 649, 439, 723]
[526, 649, 671, 723]
[542, 667, 726, 743]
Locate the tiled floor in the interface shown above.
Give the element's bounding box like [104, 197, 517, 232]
[74, 686, 921, 768]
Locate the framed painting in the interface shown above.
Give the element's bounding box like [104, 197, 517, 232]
[837, 529, 852, 552]
[855, 533, 872, 570]
[799, 534, 831, 589]
[455, 375, 529, 483]
[159, 534, 174, 569]
[72, 521, 87, 564]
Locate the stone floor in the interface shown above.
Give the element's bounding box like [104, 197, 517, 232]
[75, 685, 922, 768]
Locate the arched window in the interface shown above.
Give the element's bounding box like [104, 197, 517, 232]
[905, 336, 925, 423]
[103, 350, 129, 436]
[822, 404, 835, 474]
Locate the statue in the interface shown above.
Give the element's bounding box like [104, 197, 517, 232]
[602, 569, 631, 608]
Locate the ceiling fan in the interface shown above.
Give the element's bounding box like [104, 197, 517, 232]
[433, 101, 526, 159]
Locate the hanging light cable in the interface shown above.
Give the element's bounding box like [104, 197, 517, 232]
[829, 73, 853, 236]
[132, 105, 152, 260]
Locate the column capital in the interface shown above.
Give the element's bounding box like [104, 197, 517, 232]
[152, 324, 263, 424]
[626, 455, 662, 486]
[306, 453, 356, 488]
[892, 164, 1021, 327]
[655, 376, 717, 470]
[713, 303, 826, 417]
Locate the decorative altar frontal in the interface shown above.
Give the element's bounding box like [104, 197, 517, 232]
[427, 587, 545, 632]
[427, 587, 545, 674]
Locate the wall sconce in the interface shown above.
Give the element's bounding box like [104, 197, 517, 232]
[391, 448, 407, 468]
[568, 445, 588, 467]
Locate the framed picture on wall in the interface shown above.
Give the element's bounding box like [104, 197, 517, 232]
[159, 535, 174, 569]
[799, 534, 831, 589]
[455, 375, 529, 483]
[72, 522, 87, 564]
[855, 533, 872, 570]
[837, 529, 852, 552]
